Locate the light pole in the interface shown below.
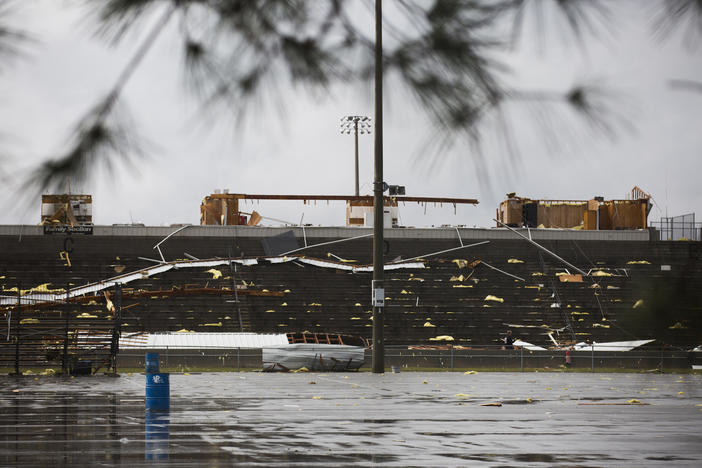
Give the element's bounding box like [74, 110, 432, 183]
[372, 0, 384, 374]
[340, 116, 371, 197]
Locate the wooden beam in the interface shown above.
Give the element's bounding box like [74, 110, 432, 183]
[205, 193, 479, 205]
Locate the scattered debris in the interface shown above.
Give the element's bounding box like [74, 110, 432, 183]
[559, 274, 583, 283]
[484, 295, 504, 303]
[429, 335, 453, 341]
[206, 269, 223, 279]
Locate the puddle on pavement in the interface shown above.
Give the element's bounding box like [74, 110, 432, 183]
[0, 373, 700, 466]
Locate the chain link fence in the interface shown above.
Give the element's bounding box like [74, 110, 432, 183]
[381, 345, 698, 372]
[111, 344, 700, 373]
[650, 213, 701, 241]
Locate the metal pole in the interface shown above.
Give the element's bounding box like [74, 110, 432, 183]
[354, 120, 360, 197]
[372, 0, 384, 374]
[520, 346, 524, 372]
[14, 284, 20, 375]
[111, 283, 122, 374]
[63, 283, 70, 374]
[591, 343, 594, 373]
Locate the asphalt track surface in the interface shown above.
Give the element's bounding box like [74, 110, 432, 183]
[1, 372, 701, 467]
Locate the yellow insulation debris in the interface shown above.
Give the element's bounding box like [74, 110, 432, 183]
[20, 318, 40, 324]
[508, 258, 524, 263]
[449, 275, 464, 282]
[593, 323, 610, 328]
[29, 283, 65, 294]
[453, 284, 473, 288]
[423, 322, 436, 327]
[627, 260, 650, 265]
[206, 269, 222, 279]
[429, 335, 454, 341]
[203, 322, 222, 327]
[452, 259, 468, 268]
[633, 299, 644, 309]
[591, 270, 613, 277]
[484, 295, 504, 303]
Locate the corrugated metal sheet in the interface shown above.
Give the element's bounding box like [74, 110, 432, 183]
[120, 332, 289, 349]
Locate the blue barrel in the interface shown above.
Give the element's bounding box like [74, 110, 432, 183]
[145, 373, 170, 411]
[145, 352, 160, 374]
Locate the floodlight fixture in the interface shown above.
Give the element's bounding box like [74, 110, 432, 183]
[340, 115, 372, 196]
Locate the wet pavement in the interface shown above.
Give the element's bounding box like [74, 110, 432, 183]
[1, 372, 701, 467]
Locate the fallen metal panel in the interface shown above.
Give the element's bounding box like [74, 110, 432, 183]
[513, 339, 548, 351]
[573, 339, 654, 352]
[262, 344, 365, 371]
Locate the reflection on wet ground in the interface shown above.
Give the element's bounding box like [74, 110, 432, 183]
[1, 372, 701, 467]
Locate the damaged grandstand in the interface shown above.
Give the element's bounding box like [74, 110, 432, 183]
[2, 217, 701, 373]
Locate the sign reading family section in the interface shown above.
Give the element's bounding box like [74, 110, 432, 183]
[43, 225, 94, 235]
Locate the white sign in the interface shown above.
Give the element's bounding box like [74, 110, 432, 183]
[372, 288, 385, 307]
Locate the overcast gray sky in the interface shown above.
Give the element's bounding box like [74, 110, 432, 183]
[1, 1, 700, 228]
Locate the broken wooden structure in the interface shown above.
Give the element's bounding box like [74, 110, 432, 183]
[497, 187, 652, 230]
[200, 192, 479, 227]
[41, 194, 93, 226]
